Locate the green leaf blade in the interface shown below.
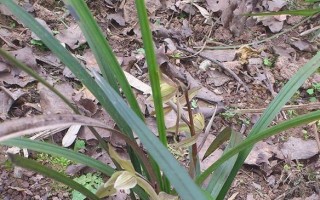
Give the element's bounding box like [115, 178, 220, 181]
[8, 154, 100, 200]
[1, 138, 115, 176]
[92, 71, 208, 200]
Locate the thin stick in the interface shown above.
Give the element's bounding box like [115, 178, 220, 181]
[300, 25, 320, 36]
[313, 123, 320, 152]
[167, 100, 191, 127]
[195, 16, 311, 50]
[177, 46, 250, 92]
[231, 102, 320, 114]
[198, 105, 217, 151]
[185, 89, 197, 177]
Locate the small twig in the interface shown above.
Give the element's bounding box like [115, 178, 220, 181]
[0, 33, 19, 49]
[179, 19, 216, 59]
[167, 100, 191, 127]
[313, 123, 320, 152]
[177, 45, 250, 92]
[231, 102, 320, 114]
[185, 89, 197, 177]
[179, 40, 208, 59]
[175, 101, 181, 137]
[0, 24, 13, 30]
[300, 25, 320, 36]
[195, 16, 311, 50]
[198, 105, 217, 151]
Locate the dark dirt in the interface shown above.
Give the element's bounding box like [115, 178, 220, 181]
[0, 0, 320, 199]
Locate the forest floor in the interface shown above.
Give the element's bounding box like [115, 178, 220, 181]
[0, 0, 320, 199]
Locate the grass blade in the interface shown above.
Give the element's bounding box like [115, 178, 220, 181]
[8, 154, 100, 200]
[2, 138, 115, 176]
[196, 110, 320, 184]
[1, 1, 207, 199]
[2, 138, 149, 199]
[245, 8, 320, 16]
[65, 0, 144, 120]
[92, 71, 208, 200]
[135, 0, 167, 146]
[135, 0, 169, 191]
[62, 0, 144, 174]
[202, 127, 232, 161]
[214, 50, 320, 198]
[0, 48, 77, 113]
[206, 132, 242, 197]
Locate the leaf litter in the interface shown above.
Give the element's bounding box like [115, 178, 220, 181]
[1, 0, 320, 199]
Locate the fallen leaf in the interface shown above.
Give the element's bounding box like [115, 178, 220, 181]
[186, 72, 223, 103]
[107, 13, 126, 26]
[56, 24, 86, 50]
[62, 125, 82, 147]
[206, 70, 232, 87]
[31, 18, 53, 40]
[1, 70, 35, 87]
[193, 3, 210, 19]
[0, 4, 12, 16]
[10, 47, 37, 69]
[201, 49, 236, 62]
[175, 1, 196, 15]
[262, 16, 285, 33]
[145, 0, 162, 14]
[124, 71, 151, 94]
[273, 46, 296, 58]
[0, 90, 13, 120]
[206, 0, 229, 12]
[78, 109, 113, 141]
[291, 40, 317, 52]
[245, 141, 275, 166]
[267, 0, 287, 11]
[38, 81, 74, 115]
[276, 137, 319, 160]
[77, 98, 98, 116]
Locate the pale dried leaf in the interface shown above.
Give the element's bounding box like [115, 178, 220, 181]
[56, 24, 86, 49]
[206, 0, 229, 12]
[193, 3, 210, 19]
[62, 124, 82, 147]
[0, 114, 108, 142]
[276, 137, 319, 160]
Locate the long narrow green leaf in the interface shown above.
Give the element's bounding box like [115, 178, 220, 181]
[1, 2, 208, 199]
[135, 0, 169, 191]
[0, 47, 111, 153]
[64, 0, 144, 120]
[1, 0, 142, 183]
[0, 48, 77, 113]
[8, 154, 100, 200]
[0, 1, 124, 128]
[63, 0, 144, 174]
[215, 51, 320, 199]
[202, 127, 232, 161]
[206, 132, 242, 198]
[197, 109, 320, 185]
[2, 138, 149, 199]
[245, 8, 320, 16]
[1, 138, 115, 176]
[0, 1, 139, 164]
[135, 0, 167, 146]
[92, 71, 208, 200]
